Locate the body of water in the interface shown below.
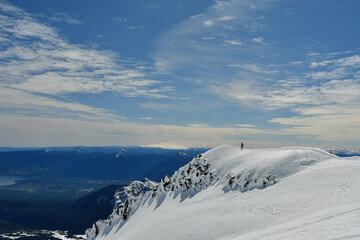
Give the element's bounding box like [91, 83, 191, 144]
[0, 176, 24, 186]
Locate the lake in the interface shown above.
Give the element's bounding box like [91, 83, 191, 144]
[0, 176, 24, 186]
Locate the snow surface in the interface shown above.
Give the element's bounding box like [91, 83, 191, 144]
[89, 145, 360, 240]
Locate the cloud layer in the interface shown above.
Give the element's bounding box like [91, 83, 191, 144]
[0, 114, 281, 148]
[0, 1, 171, 120]
[152, 0, 360, 144]
[1, 0, 359, 148]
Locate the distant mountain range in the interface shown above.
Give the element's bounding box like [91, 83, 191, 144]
[322, 147, 360, 157]
[0, 147, 208, 181]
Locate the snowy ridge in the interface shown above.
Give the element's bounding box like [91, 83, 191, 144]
[85, 179, 157, 240]
[162, 145, 334, 192]
[86, 145, 360, 240]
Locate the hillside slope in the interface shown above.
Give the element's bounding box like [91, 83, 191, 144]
[87, 145, 360, 240]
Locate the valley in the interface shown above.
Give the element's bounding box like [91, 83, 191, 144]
[0, 147, 206, 239]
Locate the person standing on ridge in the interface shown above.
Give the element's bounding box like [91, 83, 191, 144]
[241, 142, 244, 150]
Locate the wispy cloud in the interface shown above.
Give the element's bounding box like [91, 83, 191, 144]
[0, 1, 171, 119]
[151, 0, 360, 145]
[48, 12, 81, 24]
[216, 52, 360, 109]
[1, 0, 359, 147]
[229, 63, 278, 74]
[0, 114, 278, 147]
[152, 0, 275, 73]
[139, 116, 160, 121]
[218, 51, 360, 142]
[252, 36, 269, 45]
[224, 39, 243, 46]
[0, 86, 125, 120]
[113, 16, 143, 30]
[270, 110, 360, 142]
[203, 15, 233, 27]
[236, 124, 257, 128]
[124, 25, 143, 30]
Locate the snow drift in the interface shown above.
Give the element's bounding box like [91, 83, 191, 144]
[86, 145, 360, 240]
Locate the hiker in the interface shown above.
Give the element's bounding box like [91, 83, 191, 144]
[241, 142, 244, 150]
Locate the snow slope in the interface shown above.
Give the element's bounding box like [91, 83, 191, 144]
[87, 145, 360, 240]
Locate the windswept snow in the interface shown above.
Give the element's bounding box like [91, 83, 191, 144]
[88, 145, 360, 240]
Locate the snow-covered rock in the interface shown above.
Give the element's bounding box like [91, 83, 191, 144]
[85, 179, 157, 240]
[114, 149, 127, 158]
[86, 145, 360, 240]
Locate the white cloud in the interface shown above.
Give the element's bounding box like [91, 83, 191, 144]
[290, 61, 303, 64]
[217, 16, 233, 21]
[139, 117, 160, 120]
[0, 114, 278, 147]
[203, 15, 233, 27]
[153, 0, 274, 73]
[307, 55, 360, 80]
[310, 60, 332, 68]
[270, 111, 360, 142]
[1, 0, 359, 147]
[124, 25, 143, 30]
[0, 1, 24, 16]
[306, 67, 348, 80]
[215, 57, 360, 110]
[0, 4, 165, 96]
[252, 36, 268, 45]
[0, 1, 171, 120]
[48, 12, 81, 24]
[211, 49, 360, 144]
[150, 0, 360, 145]
[0, 86, 125, 120]
[310, 55, 360, 68]
[236, 124, 257, 128]
[224, 39, 243, 46]
[203, 20, 214, 27]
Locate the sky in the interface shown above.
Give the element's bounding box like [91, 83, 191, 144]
[0, 0, 359, 148]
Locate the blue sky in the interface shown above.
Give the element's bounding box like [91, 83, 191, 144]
[0, 0, 360, 148]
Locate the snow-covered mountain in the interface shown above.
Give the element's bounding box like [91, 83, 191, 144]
[86, 145, 360, 240]
[322, 147, 360, 157]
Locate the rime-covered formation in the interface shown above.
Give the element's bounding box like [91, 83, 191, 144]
[85, 179, 157, 240]
[86, 153, 217, 240]
[158, 152, 277, 193]
[86, 145, 360, 240]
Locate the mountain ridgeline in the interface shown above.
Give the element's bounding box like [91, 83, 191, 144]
[86, 145, 360, 240]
